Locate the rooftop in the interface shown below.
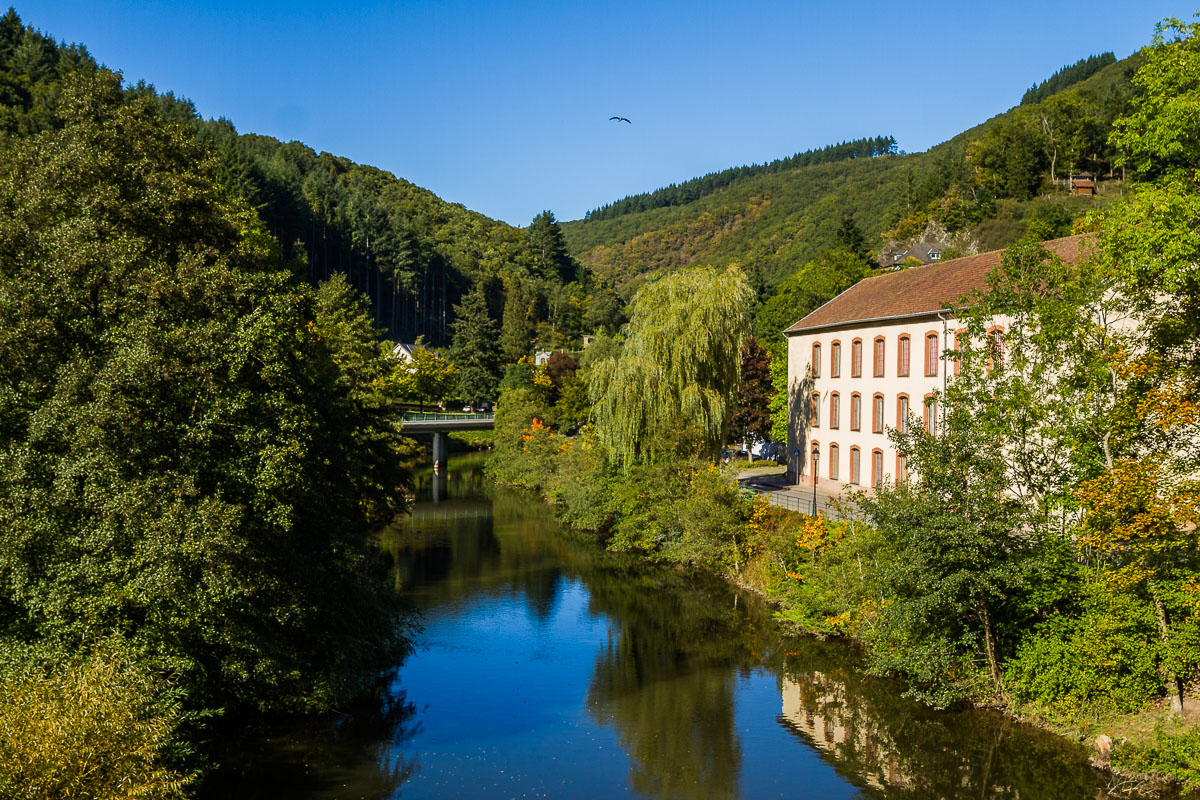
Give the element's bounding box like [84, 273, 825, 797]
[785, 234, 1092, 334]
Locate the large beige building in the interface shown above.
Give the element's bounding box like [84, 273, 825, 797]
[783, 235, 1090, 491]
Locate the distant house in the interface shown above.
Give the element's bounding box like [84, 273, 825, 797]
[783, 235, 1092, 491]
[534, 349, 553, 366]
[391, 342, 427, 363]
[888, 241, 944, 268]
[1071, 174, 1096, 196]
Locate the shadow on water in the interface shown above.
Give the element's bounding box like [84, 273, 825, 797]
[205, 454, 1127, 799]
[199, 688, 420, 800]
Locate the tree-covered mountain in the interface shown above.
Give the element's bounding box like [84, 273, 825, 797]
[0, 8, 620, 354]
[584, 136, 897, 222]
[561, 51, 1143, 310]
[1021, 52, 1117, 106]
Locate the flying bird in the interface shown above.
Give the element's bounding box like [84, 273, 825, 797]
[609, 116, 631, 124]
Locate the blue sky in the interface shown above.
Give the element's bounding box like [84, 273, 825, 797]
[13, 1, 1189, 226]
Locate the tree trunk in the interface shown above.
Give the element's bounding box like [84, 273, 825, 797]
[1149, 583, 1185, 716]
[977, 600, 1001, 692]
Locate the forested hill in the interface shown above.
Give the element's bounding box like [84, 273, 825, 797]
[0, 9, 585, 347]
[561, 50, 1142, 297]
[584, 136, 897, 222]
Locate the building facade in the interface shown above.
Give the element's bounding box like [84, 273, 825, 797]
[783, 235, 1089, 491]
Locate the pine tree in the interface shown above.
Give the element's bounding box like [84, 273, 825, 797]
[451, 285, 501, 404]
[499, 280, 533, 364]
[834, 212, 870, 261]
[526, 210, 576, 284]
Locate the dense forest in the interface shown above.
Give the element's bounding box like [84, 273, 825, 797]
[583, 136, 898, 222]
[0, 9, 622, 354]
[1021, 52, 1117, 105]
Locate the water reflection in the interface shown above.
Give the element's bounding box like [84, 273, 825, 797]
[199, 689, 420, 800]
[776, 639, 1109, 799]
[206, 455, 1121, 800]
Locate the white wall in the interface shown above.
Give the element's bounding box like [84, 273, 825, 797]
[785, 314, 956, 490]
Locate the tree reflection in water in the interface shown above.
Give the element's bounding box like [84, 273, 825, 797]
[208, 457, 1124, 800]
[199, 685, 420, 800]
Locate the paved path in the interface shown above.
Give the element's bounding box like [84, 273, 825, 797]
[736, 466, 858, 519]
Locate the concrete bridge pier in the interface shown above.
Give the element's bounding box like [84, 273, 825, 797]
[432, 431, 447, 475]
[400, 412, 494, 475]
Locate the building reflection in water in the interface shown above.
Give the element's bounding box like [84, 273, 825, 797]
[777, 665, 1112, 800]
[780, 672, 908, 792]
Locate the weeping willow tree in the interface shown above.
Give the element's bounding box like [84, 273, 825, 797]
[591, 265, 752, 468]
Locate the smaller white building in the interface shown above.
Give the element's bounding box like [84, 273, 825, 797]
[783, 234, 1090, 491]
[392, 342, 419, 362]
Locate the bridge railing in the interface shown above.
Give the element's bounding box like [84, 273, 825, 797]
[402, 412, 495, 422]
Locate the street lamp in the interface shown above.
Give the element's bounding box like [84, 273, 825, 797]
[810, 443, 820, 517]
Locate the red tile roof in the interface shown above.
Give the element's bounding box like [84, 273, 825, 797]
[784, 234, 1092, 334]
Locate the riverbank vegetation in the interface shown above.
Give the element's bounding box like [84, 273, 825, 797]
[490, 19, 1200, 792]
[0, 56, 418, 798]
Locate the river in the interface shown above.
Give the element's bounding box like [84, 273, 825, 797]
[209, 453, 1119, 799]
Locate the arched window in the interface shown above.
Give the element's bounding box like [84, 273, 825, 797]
[811, 342, 822, 378]
[897, 334, 911, 377]
[896, 453, 908, 485]
[924, 332, 939, 377]
[896, 393, 910, 434]
[851, 338, 863, 378]
[829, 392, 841, 429]
[873, 337, 886, 377]
[849, 446, 861, 485]
[872, 449, 884, 487]
[829, 444, 840, 481]
[924, 393, 938, 435]
[872, 393, 884, 434]
[810, 392, 821, 427]
[850, 393, 861, 431]
[830, 341, 842, 378]
[987, 325, 1005, 370]
[810, 441, 820, 484]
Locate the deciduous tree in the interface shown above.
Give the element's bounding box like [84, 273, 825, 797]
[0, 70, 410, 712]
[591, 265, 752, 467]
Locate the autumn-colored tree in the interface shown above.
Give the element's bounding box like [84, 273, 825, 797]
[1076, 460, 1200, 714]
[1073, 17, 1200, 715]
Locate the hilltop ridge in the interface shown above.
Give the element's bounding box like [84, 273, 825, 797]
[561, 51, 1141, 298]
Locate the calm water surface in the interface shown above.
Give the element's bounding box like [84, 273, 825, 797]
[210, 454, 1116, 799]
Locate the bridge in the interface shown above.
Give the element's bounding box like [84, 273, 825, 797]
[402, 412, 494, 473]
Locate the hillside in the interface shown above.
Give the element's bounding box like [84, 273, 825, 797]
[561, 51, 1143, 300]
[0, 9, 602, 348]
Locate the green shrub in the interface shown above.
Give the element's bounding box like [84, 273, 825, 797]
[764, 510, 884, 636]
[0, 639, 192, 800]
[1113, 726, 1200, 790]
[546, 432, 616, 532]
[1005, 586, 1161, 714]
[602, 461, 750, 571]
[486, 388, 553, 489]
